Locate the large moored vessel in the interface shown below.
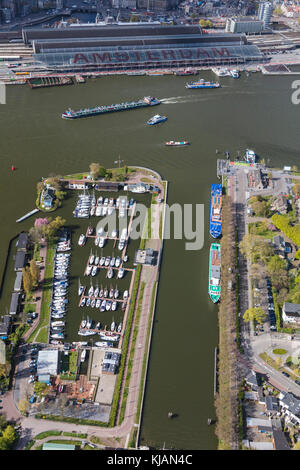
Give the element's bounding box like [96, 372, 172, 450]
[62, 96, 160, 119]
[209, 184, 222, 238]
[185, 79, 220, 89]
[208, 243, 221, 303]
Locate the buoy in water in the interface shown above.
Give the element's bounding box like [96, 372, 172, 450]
[11, 166, 15, 171]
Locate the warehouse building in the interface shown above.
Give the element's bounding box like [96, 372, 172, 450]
[225, 17, 264, 34]
[37, 349, 59, 380]
[22, 24, 263, 73]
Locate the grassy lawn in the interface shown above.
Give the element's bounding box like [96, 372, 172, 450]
[248, 221, 276, 239]
[34, 430, 62, 440]
[60, 350, 78, 380]
[27, 242, 56, 344]
[259, 352, 299, 381]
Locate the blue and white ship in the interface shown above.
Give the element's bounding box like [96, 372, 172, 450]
[230, 69, 240, 79]
[147, 114, 167, 125]
[209, 184, 222, 238]
[185, 79, 220, 89]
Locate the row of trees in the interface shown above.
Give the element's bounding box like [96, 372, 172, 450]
[0, 415, 17, 450]
[22, 259, 41, 295]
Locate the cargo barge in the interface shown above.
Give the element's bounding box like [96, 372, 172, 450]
[62, 96, 160, 119]
[27, 76, 73, 89]
[208, 243, 221, 303]
[209, 184, 222, 238]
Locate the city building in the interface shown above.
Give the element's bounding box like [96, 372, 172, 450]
[225, 17, 264, 34]
[282, 302, 300, 324]
[258, 1, 274, 29]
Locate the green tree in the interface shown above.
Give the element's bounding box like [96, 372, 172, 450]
[243, 307, 266, 324]
[18, 399, 29, 416]
[45, 216, 66, 240]
[267, 255, 287, 274]
[239, 234, 274, 263]
[22, 266, 33, 295]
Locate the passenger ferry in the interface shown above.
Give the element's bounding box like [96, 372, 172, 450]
[209, 184, 222, 238]
[208, 243, 221, 303]
[185, 79, 220, 89]
[147, 114, 167, 125]
[245, 149, 256, 164]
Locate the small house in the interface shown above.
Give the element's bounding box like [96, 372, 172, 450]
[14, 251, 26, 272]
[0, 315, 11, 340]
[9, 293, 20, 315]
[270, 195, 289, 215]
[17, 232, 28, 252]
[42, 188, 55, 209]
[13, 271, 23, 292]
[264, 396, 279, 416]
[279, 392, 300, 426]
[282, 302, 300, 324]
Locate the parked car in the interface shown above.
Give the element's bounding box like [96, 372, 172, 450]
[282, 372, 290, 378]
[295, 380, 300, 386]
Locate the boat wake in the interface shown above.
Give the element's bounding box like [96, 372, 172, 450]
[161, 95, 216, 104]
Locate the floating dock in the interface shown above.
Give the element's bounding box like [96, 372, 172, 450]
[16, 208, 39, 223]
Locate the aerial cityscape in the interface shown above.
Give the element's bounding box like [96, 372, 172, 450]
[0, 0, 300, 456]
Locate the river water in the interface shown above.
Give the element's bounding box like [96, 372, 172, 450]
[0, 72, 299, 449]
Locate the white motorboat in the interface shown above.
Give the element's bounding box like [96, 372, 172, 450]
[81, 349, 87, 362]
[109, 288, 114, 298]
[100, 256, 105, 266]
[88, 284, 94, 297]
[86, 298, 91, 307]
[110, 257, 115, 267]
[111, 321, 115, 331]
[111, 229, 118, 238]
[112, 301, 117, 311]
[80, 298, 86, 307]
[91, 299, 96, 308]
[100, 300, 106, 312]
[95, 236, 100, 246]
[78, 234, 86, 246]
[123, 290, 129, 300]
[105, 256, 111, 267]
[91, 266, 98, 276]
[117, 322, 122, 333]
[89, 253, 95, 265]
[99, 237, 106, 248]
[106, 300, 112, 311]
[114, 287, 119, 299]
[107, 267, 114, 279]
[51, 321, 65, 327]
[86, 265, 92, 276]
[96, 299, 101, 308]
[104, 287, 108, 298]
[94, 285, 99, 298]
[115, 257, 121, 268]
[118, 268, 125, 279]
[86, 317, 92, 329]
[81, 319, 87, 328]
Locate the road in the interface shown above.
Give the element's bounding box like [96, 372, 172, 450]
[228, 166, 300, 396]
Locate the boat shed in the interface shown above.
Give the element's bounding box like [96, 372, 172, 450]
[9, 293, 20, 315]
[95, 182, 119, 191]
[17, 232, 28, 251]
[102, 351, 120, 375]
[37, 349, 59, 378]
[14, 250, 26, 271]
[42, 442, 76, 451]
[13, 271, 23, 292]
[134, 248, 158, 266]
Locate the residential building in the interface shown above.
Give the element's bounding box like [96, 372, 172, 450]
[17, 232, 28, 252]
[270, 194, 289, 214]
[42, 187, 55, 209]
[248, 168, 266, 190]
[102, 351, 120, 375]
[14, 250, 26, 271]
[279, 391, 300, 425]
[9, 292, 20, 315]
[13, 271, 23, 292]
[264, 396, 279, 416]
[245, 370, 260, 391]
[282, 302, 300, 324]
[272, 430, 291, 450]
[0, 315, 11, 340]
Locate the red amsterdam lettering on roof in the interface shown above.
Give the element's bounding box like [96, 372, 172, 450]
[211, 48, 230, 57]
[92, 52, 112, 63]
[178, 49, 193, 59]
[161, 49, 176, 60]
[73, 53, 89, 64]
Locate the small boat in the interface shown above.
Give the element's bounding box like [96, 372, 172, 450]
[111, 229, 118, 238]
[95, 237, 100, 246]
[106, 300, 112, 311]
[99, 237, 106, 248]
[51, 321, 65, 327]
[185, 79, 220, 89]
[111, 321, 115, 331]
[110, 257, 115, 267]
[104, 287, 108, 298]
[109, 288, 114, 298]
[121, 302, 127, 311]
[97, 196, 103, 205]
[78, 329, 96, 336]
[96, 321, 101, 330]
[86, 298, 91, 307]
[118, 268, 125, 279]
[165, 140, 189, 146]
[100, 300, 106, 312]
[174, 68, 198, 76]
[147, 114, 167, 125]
[96, 205, 102, 217]
[100, 256, 105, 266]
[51, 333, 64, 339]
[81, 349, 86, 362]
[123, 255, 128, 263]
[80, 298, 86, 307]
[114, 287, 119, 299]
[208, 243, 221, 303]
[95, 341, 111, 348]
[123, 290, 129, 300]
[230, 69, 240, 79]
[81, 319, 87, 328]
[90, 206, 95, 216]
[88, 284, 94, 297]
[86, 265, 92, 276]
[96, 299, 101, 308]
[95, 254, 100, 266]
[89, 252, 95, 265]
[94, 285, 99, 298]
[78, 282, 84, 296]
[112, 301, 117, 311]
[107, 267, 114, 279]
[117, 322, 122, 333]
[91, 299, 96, 308]
[86, 317, 92, 329]
[115, 257, 121, 268]
[99, 286, 104, 297]
[105, 256, 111, 267]
[78, 234, 86, 246]
[91, 266, 98, 276]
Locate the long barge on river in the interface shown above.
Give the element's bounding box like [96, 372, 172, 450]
[209, 242, 221, 303]
[209, 183, 222, 238]
[62, 96, 160, 119]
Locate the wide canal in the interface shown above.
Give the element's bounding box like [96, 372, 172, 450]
[0, 72, 299, 449]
